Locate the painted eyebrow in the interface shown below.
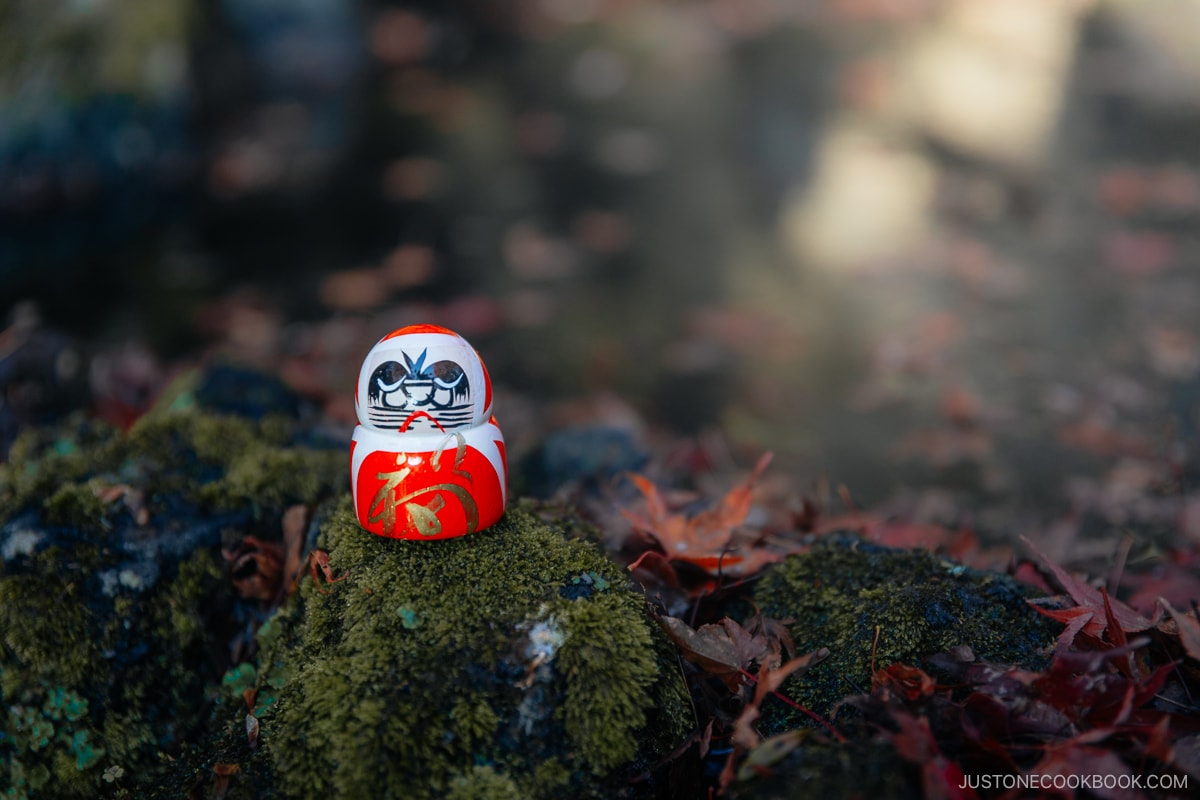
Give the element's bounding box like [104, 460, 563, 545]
[375, 375, 406, 392]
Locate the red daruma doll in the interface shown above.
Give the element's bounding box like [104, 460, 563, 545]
[351, 325, 507, 539]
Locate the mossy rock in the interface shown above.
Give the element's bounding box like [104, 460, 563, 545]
[227, 500, 692, 800]
[0, 370, 346, 799]
[752, 536, 1057, 730]
[1, 363, 690, 798]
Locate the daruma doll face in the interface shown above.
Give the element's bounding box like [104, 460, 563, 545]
[355, 324, 494, 435]
[351, 325, 506, 540]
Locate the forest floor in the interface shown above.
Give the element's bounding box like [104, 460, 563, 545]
[3, 2, 1200, 797]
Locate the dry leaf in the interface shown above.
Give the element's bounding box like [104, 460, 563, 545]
[1022, 536, 1155, 650]
[1162, 600, 1200, 662]
[623, 453, 789, 581]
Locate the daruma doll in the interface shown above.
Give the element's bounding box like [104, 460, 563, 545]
[351, 325, 506, 539]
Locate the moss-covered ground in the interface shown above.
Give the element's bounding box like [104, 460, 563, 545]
[751, 536, 1057, 731]
[231, 499, 692, 800]
[0, 367, 692, 799]
[0, 369, 346, 799]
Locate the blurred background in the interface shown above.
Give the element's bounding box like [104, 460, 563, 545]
[3, 0, 1200, 550]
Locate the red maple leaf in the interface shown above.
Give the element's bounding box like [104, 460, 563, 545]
[1021, 536, 1157, 651]
[657, 615, 768, 690]
[1024, 739, 1142, 800]
[1032, 646, 1177, 729]
[884, 711, 978, 800]
[873, 662, 936, 703]
[1125, 551, 1200, 615]
[1162, 600, 1200, 662]
[717, 649, 831, 793]
[623, 453, 789, 580]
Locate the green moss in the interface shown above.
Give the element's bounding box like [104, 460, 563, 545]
[199, 445, 345, 514]
[550, 592, 657, 771]
[0, 418, 119, 522]
[752, 537, 1056, 728]
[0, 541, 240, 798]
[41, 481, 112, 529]
[0, 388, 347, 799]
[253, 501, 690, 800]
[0, 561, 102, 690]
[130, 411, 258, 465]
[528, 757, 572, 795]
[445, 765, 524, 800]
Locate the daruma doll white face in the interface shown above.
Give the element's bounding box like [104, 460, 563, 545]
[355, 324, 494, 435]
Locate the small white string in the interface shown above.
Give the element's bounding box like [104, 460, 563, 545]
[430, 431, 465, 470]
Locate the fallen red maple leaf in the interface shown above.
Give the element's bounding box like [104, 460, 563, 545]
[1162, 600, 1200, 662]
[1032, 647, 1177, 729]
[885, 711, 978, 800]
[873, 662, 936, 703]
[280, 503, 309, 596]
[656, 613, 795, 691]
[1021, 536, 1157, 651]
[718, 650, 830, 793]
[623, 453, 788, 580]
[1125, 551, 1200, 614]
[730, 652, 829, 751]
[223, 535, 285, 602]
[657, 615, 761, 689]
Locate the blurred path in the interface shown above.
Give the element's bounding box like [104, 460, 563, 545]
[3, 0, 1200, 554]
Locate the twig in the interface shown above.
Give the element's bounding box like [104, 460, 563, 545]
[737, 667, 845, 742]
